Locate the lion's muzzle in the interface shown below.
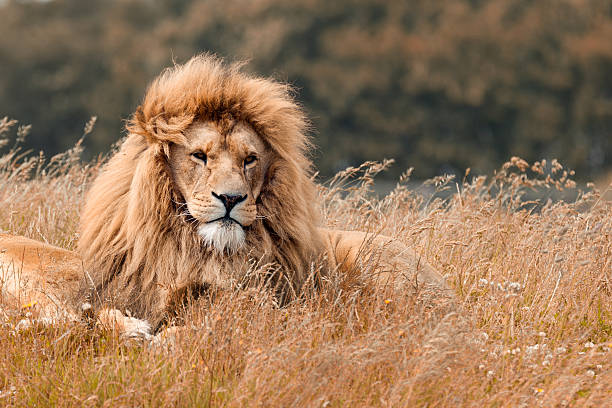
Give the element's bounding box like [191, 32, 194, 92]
[195, 192, 252, 252]
[211, 192, 246, 213]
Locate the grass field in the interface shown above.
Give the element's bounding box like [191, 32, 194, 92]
[0, 118, 610, 407]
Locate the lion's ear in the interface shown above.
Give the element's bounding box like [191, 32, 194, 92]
[151, 115, 192, 145]
[127, 106, 192, 146]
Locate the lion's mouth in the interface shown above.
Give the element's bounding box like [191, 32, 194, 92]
[198, 215, 246, 252]
[206, 215, 244, 228]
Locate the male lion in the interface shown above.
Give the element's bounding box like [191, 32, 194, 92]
[1, 55, 450, 336]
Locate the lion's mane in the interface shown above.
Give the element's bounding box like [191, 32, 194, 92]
[78, 55, 324, 326]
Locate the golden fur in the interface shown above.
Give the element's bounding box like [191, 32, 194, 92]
[1, 55, 450, 333]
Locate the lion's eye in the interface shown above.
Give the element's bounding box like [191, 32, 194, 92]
[191, 151, 207, 163]
[244, 155, 257, 167]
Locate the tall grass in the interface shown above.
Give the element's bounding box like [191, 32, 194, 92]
[0, 117, 610, 407]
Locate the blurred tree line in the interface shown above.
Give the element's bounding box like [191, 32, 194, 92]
[0, 0, 611, 180]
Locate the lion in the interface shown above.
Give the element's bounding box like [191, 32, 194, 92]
[0, 55, 451, 336]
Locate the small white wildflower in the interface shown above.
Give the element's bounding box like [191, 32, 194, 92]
[586, 370, 595, 377]
[596, 365, 602, 370]
[508, 282, 522, 293]
[497, 283, 504, 291]
[37, 317, 57, 326]
[479, 278, 488, 287]
[555, 346, 567, 354]
[578, 351, 585, 355]
[584, 342, 595, 349]
[478, 364, 485, 370]
[0, 386, 16, 398]
[526, 344, 539, 354]
[542, 360, 550, 366]
[538, 332, 546, 337]
[15, 319, 32, 331]
[487, 370, 495, 379]
[511, 347, 521, 355]
[481, 332, 489, 341]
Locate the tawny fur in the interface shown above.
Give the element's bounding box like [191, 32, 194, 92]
[77, 55, 325, 326]
[0, 234, 81, 319]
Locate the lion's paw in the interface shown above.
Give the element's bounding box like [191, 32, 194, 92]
[150, 326, 185, 350]
[96, 308, 152, 340]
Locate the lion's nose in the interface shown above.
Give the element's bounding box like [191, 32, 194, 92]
[212, 192, 247, 212]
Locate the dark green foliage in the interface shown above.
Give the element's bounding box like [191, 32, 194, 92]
[1, 0, 611, 179]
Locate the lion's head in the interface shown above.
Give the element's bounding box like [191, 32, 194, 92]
[78, 55, 325, 326]
[169, 120, 270, 252]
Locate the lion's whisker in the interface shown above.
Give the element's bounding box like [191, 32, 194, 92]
[173, 209, 192, 218]
[171, 199, 188, 209]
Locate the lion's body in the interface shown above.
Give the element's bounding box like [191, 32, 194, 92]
[0, 55, 451, 333]
[0, 234, 81, 319]
[0, 229, 447, 325]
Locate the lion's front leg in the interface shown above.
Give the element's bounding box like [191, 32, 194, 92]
[95, 308, 153, 340]
[90, 281, 214, 341]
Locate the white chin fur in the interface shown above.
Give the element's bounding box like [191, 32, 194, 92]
[197, 220, 246, 253]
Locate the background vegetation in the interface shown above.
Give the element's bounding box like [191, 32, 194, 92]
[1, 1, 611, 405]
[1, 0, 611, 180]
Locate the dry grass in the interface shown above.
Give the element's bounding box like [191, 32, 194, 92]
[0, 118, 610, 407]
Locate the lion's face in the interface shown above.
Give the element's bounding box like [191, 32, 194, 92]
[169, 120, 271, 252]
